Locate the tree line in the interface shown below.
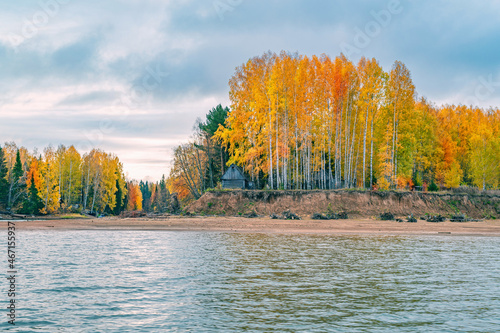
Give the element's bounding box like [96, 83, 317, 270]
[0, 142, 175, 215]
[167, 52, 499, 203]
[211, 51, 499, 191]
[3, 52, 498, 211]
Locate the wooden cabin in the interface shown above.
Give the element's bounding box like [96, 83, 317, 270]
[222, 164, 253, 189]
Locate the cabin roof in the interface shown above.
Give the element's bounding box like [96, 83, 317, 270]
[221, 164, 247, 181]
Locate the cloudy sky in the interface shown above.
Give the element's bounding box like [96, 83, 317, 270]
[1, 0, 499, 181]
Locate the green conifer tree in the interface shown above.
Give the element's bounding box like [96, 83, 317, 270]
[140, 181, 152, 212]
[13, 150, 23, 181]
[7, 150, 26, 211]
[113, 178, 124, 215]
[20, 174, 44, 215]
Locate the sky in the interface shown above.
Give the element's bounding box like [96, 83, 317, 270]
[1, 0, 499, 181]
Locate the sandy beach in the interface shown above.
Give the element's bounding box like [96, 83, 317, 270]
[3, 217, 500, 236]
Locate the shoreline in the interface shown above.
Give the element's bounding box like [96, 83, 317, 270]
[188, 190, 500, 220]
[2, 217, 500, 236]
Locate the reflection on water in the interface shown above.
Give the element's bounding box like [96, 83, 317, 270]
[1, 231, 499, 332]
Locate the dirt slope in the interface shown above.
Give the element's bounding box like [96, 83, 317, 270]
[187, 190, 500, 219]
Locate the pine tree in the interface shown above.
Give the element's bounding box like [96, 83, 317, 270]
[199, 104, 230, 188]
[20, 174, 44, 215]
[140, 181, 152, 212]
[7, 150, 26, 211]
[157, 174, 171, 212]
[13, 150, 23, 181]
[113, 178, 124, 215]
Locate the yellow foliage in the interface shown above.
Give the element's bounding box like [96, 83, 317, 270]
[127, 182, 142, 211]
[444, 161, 463, 188]
[377, 177, 390, 190]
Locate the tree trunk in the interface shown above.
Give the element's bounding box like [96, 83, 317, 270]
[362, 106, 369, 188]
[370, 116, 375, 189]
[68, 160, 73, 205]
[268, 104, 273, 189]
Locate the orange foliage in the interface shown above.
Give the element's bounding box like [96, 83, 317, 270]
[127, 182, 142, 211]
[26, 159, 42, 191]
[214, 51, 500, 191]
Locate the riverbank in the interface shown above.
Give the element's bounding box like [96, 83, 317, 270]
[3, 217, 500, 236]
[188, 190, 500, 219]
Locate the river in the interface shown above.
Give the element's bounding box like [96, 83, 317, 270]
[2, 231, 499, 332]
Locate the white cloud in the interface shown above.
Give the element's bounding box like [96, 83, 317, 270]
[1, 0, 499, 180]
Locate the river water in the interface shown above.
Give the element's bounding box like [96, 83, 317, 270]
[1, 230, 499, 332]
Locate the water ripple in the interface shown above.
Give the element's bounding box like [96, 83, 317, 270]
[0, 231, 498, 332]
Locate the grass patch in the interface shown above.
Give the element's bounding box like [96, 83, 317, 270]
[447, 200, 460, 213]
[56, 214, 89, 219]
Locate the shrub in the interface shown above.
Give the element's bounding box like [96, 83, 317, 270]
[428, 181, 439, 192]
[380, 212, 394, 220]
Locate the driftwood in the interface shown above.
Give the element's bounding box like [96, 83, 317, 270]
[0, 211, 28, 219]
